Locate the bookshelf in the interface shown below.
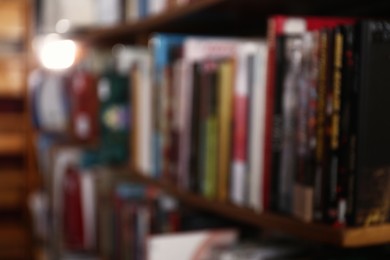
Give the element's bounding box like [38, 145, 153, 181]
[37, 0, 390, 255]
[0, 0, 34, 258]
[116, 170, 389, 248]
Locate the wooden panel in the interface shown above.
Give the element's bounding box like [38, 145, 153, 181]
[0, 223, 28, 246]
[0, 170, 25, 189]
[0, 189, 24, 208]
[0, 0, 26, 41]
[0, 57, 24, 98]
[0, 133, 25, 154]
[0, 114, 25, 132]
[342, 225, 390, 247]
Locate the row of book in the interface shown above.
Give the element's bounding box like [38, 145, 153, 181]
[34, 140, 250, 259]
[31, 17, 390, 228]
[39, 0, 191, 32]
[130, 17, 390, 227]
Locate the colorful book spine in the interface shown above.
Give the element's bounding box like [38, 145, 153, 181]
[230, 47, 249, 206]
[217, 60, 234, 202]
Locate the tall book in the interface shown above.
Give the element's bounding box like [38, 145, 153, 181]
[201, 61, 219, 199]
[247, 42, 268, 211]
[351, 20, 390, 226]
[217, 60, 234, 202]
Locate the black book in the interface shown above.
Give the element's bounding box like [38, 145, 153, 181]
[351, 20, 390, 226]
[270, 35, 287, 211]
[337, 25, 356, 225]
[189, 63, 202, 193]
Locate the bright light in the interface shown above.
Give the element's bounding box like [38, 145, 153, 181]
[39, 36, 77, 70]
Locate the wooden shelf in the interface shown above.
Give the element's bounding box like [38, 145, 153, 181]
[0, 133, 25, 155]
[0, 170, 25, 189]
[75, 0, 226, 43]
[68, 0, 390, 44]
[0, 114, 26, 131]
[126, 171, 390, 248]
[0, 189, 25, 209]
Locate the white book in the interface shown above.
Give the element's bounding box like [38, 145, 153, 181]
[58, 0, 96, 28]
[247, 41, 268, 212]
[96, 0, 121, 26]
[126, 0, 139, 21]
[80, 170, 96, 250]
[148, 0, 167, 16]
[38, 73, 68, 133]
[148, 230, 238, 260]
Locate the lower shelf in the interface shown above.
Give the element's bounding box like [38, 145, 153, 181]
[129, 171, 390, 248]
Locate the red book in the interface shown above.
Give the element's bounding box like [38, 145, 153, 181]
[62, 166, 84, 250]
[263, 15, 355, 210]
[70, 70, 99, 141]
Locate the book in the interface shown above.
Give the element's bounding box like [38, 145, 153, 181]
[248, 42, 268, 212]
[217, 60, 234, 202]
[351, 20, 390, 226]
[147, 230, 238, 260]
[151, 34, 186, 179]
[69, 69, 98, 141]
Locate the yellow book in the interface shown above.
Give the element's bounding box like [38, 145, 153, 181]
[217, 60, 234, 201]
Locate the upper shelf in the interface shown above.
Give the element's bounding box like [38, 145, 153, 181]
[70, 0, 390, 44]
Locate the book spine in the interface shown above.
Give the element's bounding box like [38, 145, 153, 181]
[262, 17, 278, 210]
[248, 44, 267, 212]
[217, 60, 234, 202]
[204, 61, 218, 199]
[279, 36, 301, 214]
[198, 63, 209, 196]
[189, 63, 202, 193]
[295, 34, 314, 222]
[346, 24, 359, 225]
[327, 27, 343, 224]
[313, 30, 328, 221]
[322, 29, 335, 223]
[270, 35, 286, 211]
[231, 51, 249, 206]
[337, 25, 354, 225]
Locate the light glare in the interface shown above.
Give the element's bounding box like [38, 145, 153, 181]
[39, 39, 77, 70]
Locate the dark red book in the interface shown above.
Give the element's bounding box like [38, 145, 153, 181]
[70, 70, 99, 141]
[62, 166, 84, 250]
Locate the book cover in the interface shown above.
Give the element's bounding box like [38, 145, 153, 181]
[352, 20, 390, 226]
